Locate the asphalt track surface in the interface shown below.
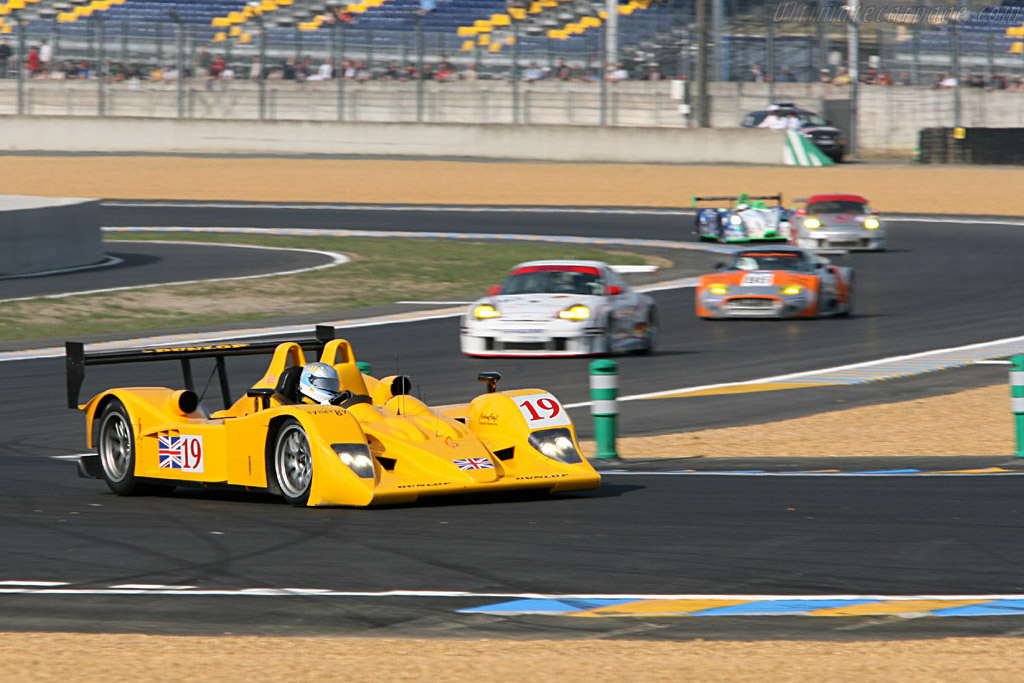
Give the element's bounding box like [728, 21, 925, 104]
[0, 239, 337, 301]
[2, 203, 1024, 639]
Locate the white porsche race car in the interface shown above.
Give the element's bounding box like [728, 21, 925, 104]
[460, 260, 658, 357]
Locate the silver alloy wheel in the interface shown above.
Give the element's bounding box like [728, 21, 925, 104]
[275, 424, 312, 499]
[99, 411, 132, 483]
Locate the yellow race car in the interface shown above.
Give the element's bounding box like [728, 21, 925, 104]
[65, 326, 600, 507]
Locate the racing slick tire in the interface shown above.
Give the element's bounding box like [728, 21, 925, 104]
[271, 418, 313, 507]
[838, 277, 854, 317]
[96, 399, 170, 496]
[635, 307, 658, 355]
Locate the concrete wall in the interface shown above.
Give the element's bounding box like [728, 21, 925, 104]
[0, 116, 788, 164]
[0, 196, 102, 277]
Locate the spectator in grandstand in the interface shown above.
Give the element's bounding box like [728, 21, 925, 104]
[644, 63, 664, 80]
[39, 40, 51, 76]
[436, 60, 457, 81]
[989, 74, 1008, 90]
[421, 63, 435, 80]
[936, 73, 957, 88]
[607, 62, 629, 81]
[209, 54, 225, 81]
[818, 68, 832, 83]
[26, 45, 40, 77]
[380, 60, 400, 80]
[554, 59, 570, 80]
[831, 67, 851, 84]
[461, 62, 479, 81]
[776, 67, 795, 82]
[0, 39, 10, 78]
[249, 56, 263, 81]
[582, 68, 599, 82]
[748, 63, 764, 82]
[523, 62, 543, 81]
[197, 46, 211, 78]
[874, 71, 892, 85]
[282, 57, 298, 80]
[569, 63, 586, 81]
[893, 72, 911, 86]
[401, 64, 419, 80]
[353, 59, 371, 81]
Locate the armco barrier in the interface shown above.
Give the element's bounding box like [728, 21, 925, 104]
[0, 116, 792, 165]
[0, 196, 102, 277]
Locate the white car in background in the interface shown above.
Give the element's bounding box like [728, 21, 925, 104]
[460, 260, 658, 357]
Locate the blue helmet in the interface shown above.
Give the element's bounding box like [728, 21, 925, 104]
[299, 362, 341, 405]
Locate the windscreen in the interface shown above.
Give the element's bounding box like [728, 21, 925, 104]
[502, 267, 603, 296]
[732, 252, 810, 273]
[807, 200, 868, 214]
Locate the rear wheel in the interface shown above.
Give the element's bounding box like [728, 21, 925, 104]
[271, 418, 313, 506]
[635, 307, 658, 355]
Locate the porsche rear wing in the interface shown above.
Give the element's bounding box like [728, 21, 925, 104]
[690, 193, 783, 207]
[65, 325, 339, 410]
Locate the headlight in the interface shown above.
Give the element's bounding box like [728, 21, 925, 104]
[558, 304, 590, 321]
[729, 215, 742, 225]
[864, 218, 880, 229]
[474, 304, 501, 320]
[332, 443, 375, 478]
[780, 284, 803, 295]
[528, 428, 582, 464]
[709, 283, 729, 295]
[803, 218, 821, 229]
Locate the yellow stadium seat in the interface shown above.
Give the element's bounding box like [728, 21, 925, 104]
[505, 35, 515, 45]
[261, 0, 277, 11]
[508, 7, 526, 19]
[57, 11, 75, 22]
[491, 13, 510, 26]
[598, 10, 606, 19]
[1008, 26, 1024, 36]
[460, 39, 475, 51]
[213, 32, 226, 42]
[228, 11, 244, 22]
[619, 4, 635, 14]
[528, 2, 541, 13]
[547, 29, 565, 39]
[488, 42, 501, 52]
[212, 16, 230, 26]
[0, 7, 10, 16]
[239, 33, 252, 44]
[474, 19, 491, 29]
[229, 25, 241, 36]
[1011, 41, 1023, 53]
[458, 26, 477, 36]
[278, 0, 293, 4]
[477, 33, 491, 45]
[1, 25, 10, 33]
[8, 0, 25, 9]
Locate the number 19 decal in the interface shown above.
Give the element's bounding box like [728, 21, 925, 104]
[515, 393, 571, 429]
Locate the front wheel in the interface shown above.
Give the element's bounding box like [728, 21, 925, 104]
[96, 399, 147, 496]
[271, 418, 313, 506]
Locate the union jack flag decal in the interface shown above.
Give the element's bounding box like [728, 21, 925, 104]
[158, 435, 184, 469]
[453, 457, 494, 471]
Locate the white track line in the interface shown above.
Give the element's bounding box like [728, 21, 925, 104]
[0, 240, 350, 304]
[0, 255, 123, 280]
[563, 332, 1024, 409]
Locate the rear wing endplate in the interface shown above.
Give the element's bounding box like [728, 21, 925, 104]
[66, 325, 338, 410]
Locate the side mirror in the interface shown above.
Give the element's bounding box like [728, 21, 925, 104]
[607, 285, 623, 296]
[487, 285, 502, 296]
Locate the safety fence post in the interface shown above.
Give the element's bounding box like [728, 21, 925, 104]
[1012, 355, 1024, 457]
[589, 359, 619, 459]
[357, 361, 372, 375]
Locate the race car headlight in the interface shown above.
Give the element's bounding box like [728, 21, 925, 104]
[864, 218, 880, 229]
[729, 215, 742, 225]
[709, 283, 729, 295]
[779, 284, 803, 296]
[558, 304, 590, 321]
[528, 428, 582, 464]
[473, 304, 501, 320]
[332, 443, 375, 478]
[803, 218, 821, 229]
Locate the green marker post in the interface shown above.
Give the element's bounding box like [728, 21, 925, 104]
[1012, 355, 1024, 457]
[589, 359, 619, 459]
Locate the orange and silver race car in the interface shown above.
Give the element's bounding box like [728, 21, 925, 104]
[695, 247, 854, 319]
[65, 327, 600, 507]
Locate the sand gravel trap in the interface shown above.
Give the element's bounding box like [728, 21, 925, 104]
[3, 155, 1022, 680]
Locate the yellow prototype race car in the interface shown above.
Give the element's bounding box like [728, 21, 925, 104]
[65, 327, 600, 507]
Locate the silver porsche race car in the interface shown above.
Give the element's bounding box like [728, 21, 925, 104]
[790, 194, 886, 251]
[460, 260, 658, 357]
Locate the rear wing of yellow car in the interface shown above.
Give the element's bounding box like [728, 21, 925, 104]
[65, 325, 339, 411]
[690, 192, 784, 208]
